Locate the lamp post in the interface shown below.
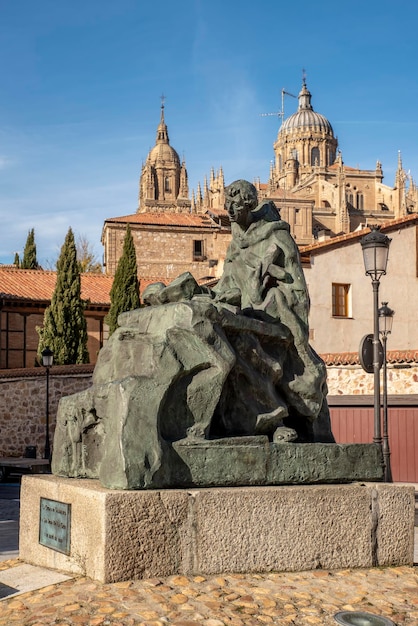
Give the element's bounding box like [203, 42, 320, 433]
[379, 302, 394, 482]
[41, 347, 54, 461]
[360, 226, 391, 445]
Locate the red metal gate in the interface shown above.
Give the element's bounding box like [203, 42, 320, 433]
[329, 398, 418, 483]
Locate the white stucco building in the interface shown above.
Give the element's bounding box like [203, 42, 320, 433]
[301, 214, 418, 356]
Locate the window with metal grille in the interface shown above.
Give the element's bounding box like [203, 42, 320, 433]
[332, 283, 351, 317]
[193, 240, 204, 260]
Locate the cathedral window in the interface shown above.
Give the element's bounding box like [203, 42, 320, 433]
[311, 148, 320, 167]
[165, 176, 170, 192]
[356, 193, 364, 210]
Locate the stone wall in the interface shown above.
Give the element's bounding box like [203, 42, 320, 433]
[326, 363, 418, 396]
[0, 365, 93, 458]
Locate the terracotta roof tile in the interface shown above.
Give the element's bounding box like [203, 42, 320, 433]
[0, 363, 95, 378]
[0, 268, 113, 305]
[104, 212, 221, 229]
[80, 272, 114, 305]
[0, 268, 219, 307]
[321, 350, 418, 366]
[206, 208, 228, 217]
[267, 188, 287, 199]
[328, 163, 360, 172]
[300, 214, 418, 256]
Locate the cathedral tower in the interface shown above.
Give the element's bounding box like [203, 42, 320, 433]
[138, 100, 191, 213]
[272, 78, 338, 189]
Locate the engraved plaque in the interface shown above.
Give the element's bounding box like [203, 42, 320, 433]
[39, 497, 71, 554]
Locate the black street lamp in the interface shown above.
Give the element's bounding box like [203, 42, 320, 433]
[41, 347, 54, 461]
[379, 302, 395, 482]
[360, 226, 391, 446]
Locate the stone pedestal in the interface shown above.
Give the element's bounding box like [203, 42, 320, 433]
[20, 476, 415, 583]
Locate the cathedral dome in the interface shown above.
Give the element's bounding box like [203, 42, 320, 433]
[147, 105, 181, 166]
[148, 141, 180, 166]
[281, 80, 334, 135]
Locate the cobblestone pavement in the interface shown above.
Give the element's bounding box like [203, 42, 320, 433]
[0, 560, 417, 626]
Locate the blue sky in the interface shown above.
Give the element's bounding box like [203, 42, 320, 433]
[1, 0, 417, 267]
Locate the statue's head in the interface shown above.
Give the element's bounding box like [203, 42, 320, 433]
[225, 180, 258, 228]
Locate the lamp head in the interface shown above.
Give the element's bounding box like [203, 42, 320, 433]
[360, 226, 391, 281]
[378, 302, 395, 337]
[41, 347, 54, 368]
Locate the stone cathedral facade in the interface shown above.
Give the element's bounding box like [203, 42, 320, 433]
[102, 79, 418, 280]
[264, 78, 417, 241]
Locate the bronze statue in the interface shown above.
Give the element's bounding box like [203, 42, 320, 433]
[52, 180, 334, 489]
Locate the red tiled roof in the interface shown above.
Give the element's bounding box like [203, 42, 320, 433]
[80, 272, 114, 305]
[328, 163, 362, 172]
[206, 208, 231, 228]
[321, 350, 418, 366]
[267, 188, 287, 199]
[205, 208, 228, 217]
[0, 267, 218, 307]
[0, 268, 113, 306]
[0, 363, 95, 378]
[300, 214, 418, 256]
[104, 212, 221, 229]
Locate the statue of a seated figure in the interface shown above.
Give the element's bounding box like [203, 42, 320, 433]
[52, 180, 334, 489]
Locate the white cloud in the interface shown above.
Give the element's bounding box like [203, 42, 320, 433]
[0, 155, 12, 169]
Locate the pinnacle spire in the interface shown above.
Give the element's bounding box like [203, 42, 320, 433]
[160, 94, 165, 122]
[298, 76, 313, 111]
[397, 150, 403, 170]
[156, 95, 169, 144]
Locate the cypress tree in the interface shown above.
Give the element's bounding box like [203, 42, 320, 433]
[13, 252, 20, 268]
[37, 227, 89, 365]
[21, 228, 39, 269]
[106, 224, 140, 336]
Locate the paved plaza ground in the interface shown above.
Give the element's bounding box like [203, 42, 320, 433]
[0, 478, 417, 625]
